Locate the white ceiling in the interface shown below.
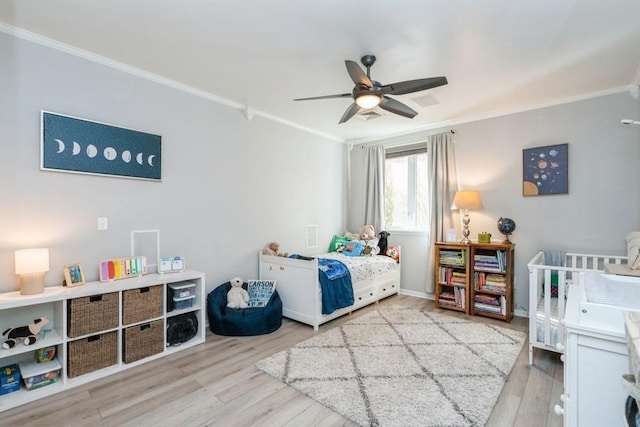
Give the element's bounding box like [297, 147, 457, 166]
[1, 0, 640, 142]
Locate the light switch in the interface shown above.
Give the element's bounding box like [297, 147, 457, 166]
[98, 217, 108, 230]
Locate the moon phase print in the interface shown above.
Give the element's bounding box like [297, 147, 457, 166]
[41, 111, 162, 181]
[523, 143, 568, 196]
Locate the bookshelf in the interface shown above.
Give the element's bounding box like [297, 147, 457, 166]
[470, 243, 515, 322]
[434, 243, 471, 314]
[434, 242, 515, 321]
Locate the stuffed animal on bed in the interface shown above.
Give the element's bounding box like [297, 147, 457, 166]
[262, 242, 288, 257]
[378, 231, 390, 255]
[2, 316, 49, 349]
[360, 225, 376, 240]
[362, 239, 380, 256]
[227, 277, 249, 309]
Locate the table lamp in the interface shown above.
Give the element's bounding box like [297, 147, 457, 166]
[451, 190, 483, 244]
[15, 248, 49, 295]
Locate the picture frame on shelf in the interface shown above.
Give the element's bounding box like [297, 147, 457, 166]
[63, 264, 85, 287]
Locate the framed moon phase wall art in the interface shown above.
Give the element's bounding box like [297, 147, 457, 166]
[41, 111, 162, 181]
[522, 143, 568, 197]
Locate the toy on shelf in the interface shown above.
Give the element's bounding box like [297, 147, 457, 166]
[2, 316, 50, 349]
[99, 256, 146, 282]
[159, 256, 185, 274]
[226, 277, 249, 309]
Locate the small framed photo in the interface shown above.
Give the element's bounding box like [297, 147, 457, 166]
[446, 229, 458, 242]
[63, 264, 85, 287]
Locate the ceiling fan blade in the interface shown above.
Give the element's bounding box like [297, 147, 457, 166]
[345, 60, 373, 88]
[379, 96, 418, 119]
[339, 103, 361, 124]
[381, 76, 448, 95]
[294, 93, 352, 101]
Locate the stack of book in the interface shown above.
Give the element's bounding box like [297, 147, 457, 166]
[474, 294, 506, 315]
[439, 267, 467, 285]
[475, 272, 507, 293]
[473, 251, 506, 272]
[438, 287, 466, 309]
[439, 250, 466, 267]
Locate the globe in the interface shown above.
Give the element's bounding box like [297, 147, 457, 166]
[497, 217, 516, 243]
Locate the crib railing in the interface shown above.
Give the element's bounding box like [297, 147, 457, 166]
[527, 251, 628, 365]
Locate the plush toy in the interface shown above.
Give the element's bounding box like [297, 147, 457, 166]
[360, 225, 376, 240]
[227, 277, 249, 309]
[362, 239, 380, 256]
[262, 242, 288, 257]
[2, 316, 49, 349]
[378, 231, 390, 255]
[386, 245, 400, 262]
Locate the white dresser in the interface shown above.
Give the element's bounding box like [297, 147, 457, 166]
[560, 272, 640, 426]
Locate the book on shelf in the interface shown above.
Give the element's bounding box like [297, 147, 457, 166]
[474, 272, 507, 293]
[473, 250, 506, 272]
[473, 294, 506, 315]
[438, 287, 466, 309]
[439, 267, 467, 285]
[439, 249, 466, 267]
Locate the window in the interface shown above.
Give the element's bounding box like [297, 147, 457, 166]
[385, 144, 428, 230]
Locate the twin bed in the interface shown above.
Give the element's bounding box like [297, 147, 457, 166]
[527, 251, 627, 364]
[259, 250, 400, 330]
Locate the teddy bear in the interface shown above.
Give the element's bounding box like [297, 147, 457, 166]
[2, 316, 49, 349]
[360, 225, 376, 240]
[262, 242, 288, 257]
[227, 277, 249, 309]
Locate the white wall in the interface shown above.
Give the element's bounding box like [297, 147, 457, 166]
[0, 33, 346, 293]
[349, 91, 639, 313]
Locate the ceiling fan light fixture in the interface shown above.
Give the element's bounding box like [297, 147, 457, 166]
[355, 93, 381, 109]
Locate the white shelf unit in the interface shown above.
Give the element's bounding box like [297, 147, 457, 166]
[0, 270, 205, 412]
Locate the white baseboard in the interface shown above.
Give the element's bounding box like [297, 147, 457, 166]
[398, 289, 435, 300]
[399, 289, 528, 319]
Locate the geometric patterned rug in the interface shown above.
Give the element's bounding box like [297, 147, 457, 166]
[256, 306, 526, 426]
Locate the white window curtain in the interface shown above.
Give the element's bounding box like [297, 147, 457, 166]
[363, 144, 385, 234]
[426, 132, 458, 294]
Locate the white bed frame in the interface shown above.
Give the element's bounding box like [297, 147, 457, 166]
[258, 252, 401, 331]
[527, 251, 627, 365]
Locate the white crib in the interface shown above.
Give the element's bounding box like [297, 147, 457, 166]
[527, 251, 628, 365]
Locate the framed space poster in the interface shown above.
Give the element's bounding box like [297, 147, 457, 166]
[41, 111, 162, 181]
[522, 143, 568, 196]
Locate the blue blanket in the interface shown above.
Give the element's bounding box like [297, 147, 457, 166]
[317, 258, 354, 314]
[290, 255, 354, 315]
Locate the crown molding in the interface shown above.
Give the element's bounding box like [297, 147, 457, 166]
[352, 85, 635, 144]
[0, 23, 344, 143]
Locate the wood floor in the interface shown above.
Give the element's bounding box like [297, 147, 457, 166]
[1, 295, 563, 427]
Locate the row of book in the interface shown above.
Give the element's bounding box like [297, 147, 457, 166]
[439, 249, 466, 267]
[473, 294, 506, 315]
[438, 287, 466, 309]
[474, 272, 506, 294]
[438, 267, 467, 286]
[473, 250, 507, 272]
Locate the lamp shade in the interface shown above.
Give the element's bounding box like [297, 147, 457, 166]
[15, 248, 50, 274]
[451, 190, 483, 211]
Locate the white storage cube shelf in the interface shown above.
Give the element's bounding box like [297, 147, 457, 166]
[0, 270, 205, 412]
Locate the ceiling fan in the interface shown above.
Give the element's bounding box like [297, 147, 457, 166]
[294, 55, 448, 124]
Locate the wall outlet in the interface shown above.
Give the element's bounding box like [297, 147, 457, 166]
[98, 217, 108, 230]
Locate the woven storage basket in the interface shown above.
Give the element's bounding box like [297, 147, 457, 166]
[67, 292, 119, 338]
[123, 319, 164, 364]
[122, 285, 163, 325]
[67, 331, 117, 378]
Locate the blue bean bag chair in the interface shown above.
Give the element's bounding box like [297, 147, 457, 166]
[207, 281, 282, 336]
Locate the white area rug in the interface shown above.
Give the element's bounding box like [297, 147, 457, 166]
[256, 306, 526, 426]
